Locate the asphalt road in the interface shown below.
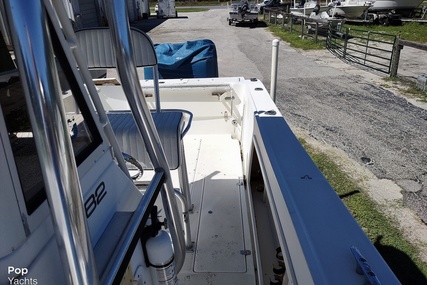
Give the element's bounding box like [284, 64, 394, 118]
[134, 10, 427, 222]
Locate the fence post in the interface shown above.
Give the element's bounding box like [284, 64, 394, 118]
[390, 38, 403, 77]
[343, 27, 349, 59]
[315, 21, 318, 42]
[301, 18, 304, 38]
[289, 14, 293, 32]
[364, 31, 370, 65]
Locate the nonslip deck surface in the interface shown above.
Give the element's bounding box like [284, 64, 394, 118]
[178, 134, 256, 284]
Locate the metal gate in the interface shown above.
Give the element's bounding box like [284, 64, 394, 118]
[326, 22, 397, 74]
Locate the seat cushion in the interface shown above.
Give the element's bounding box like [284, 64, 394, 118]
[107, 111, 184, 170]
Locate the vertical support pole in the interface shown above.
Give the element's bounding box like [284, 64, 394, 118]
[270, 39, 280, 103]
[315, 21, 318, 42]
[103, 0, 186, 274]
[390, 39, 403, 77]
[364, 31, 370, 65]
[289, 14, 293, 32]
[301, 18, 304, 38]
[5, 1, 99, 284]
[343, 27, 349, 60]
[153, 65, 161, 112]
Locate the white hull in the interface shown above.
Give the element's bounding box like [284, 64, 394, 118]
[290, 6, 330, 16]
[369, 0, 424, 11]
[329, 4, 371, 18]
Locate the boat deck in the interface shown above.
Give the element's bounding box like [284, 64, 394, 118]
[176, 134, 257, 284]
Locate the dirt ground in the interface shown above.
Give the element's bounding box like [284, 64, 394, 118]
[298, 48, 427, 263]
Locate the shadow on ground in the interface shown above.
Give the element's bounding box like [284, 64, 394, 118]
[374, 235, 427, 285]
[233, 20, 268, 29]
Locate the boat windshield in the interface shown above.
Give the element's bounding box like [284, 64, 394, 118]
[0, 30, 102, 215]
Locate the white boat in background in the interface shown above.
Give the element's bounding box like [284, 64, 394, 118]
[1, 0, 401, 285]
[369, 0, 424, 12]
[328, 0, 373, 18]
[228, 1, 260, 25]
[290, 0, 330, 17]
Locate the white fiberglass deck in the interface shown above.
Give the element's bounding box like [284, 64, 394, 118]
[177, 134, 256, 284]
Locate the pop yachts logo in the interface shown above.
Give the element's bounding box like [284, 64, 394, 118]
[7, 267, 37, 285]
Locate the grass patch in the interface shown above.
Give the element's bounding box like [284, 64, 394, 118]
[382, 77, 427, 103]
[268, 25, 325, 50]
[299, 138, 427, 284]
[345, 22, 427, 43]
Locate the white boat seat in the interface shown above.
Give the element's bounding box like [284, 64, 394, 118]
[76, 28, 193, 207]
[107, 110, 190, 170]
[75, 27, 157, 69]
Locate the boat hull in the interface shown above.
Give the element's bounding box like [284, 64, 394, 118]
[369, 0, 424, 11]
[290, 6, 330, 16]
[329, 5, 371, 18]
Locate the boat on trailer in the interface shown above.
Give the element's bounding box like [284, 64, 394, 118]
[369, 0, 425, 13]
[290, 0, 330, 17]
[0, 0, 401, 284]
[228, 1, 260, 25]
[327, 0, 373, 19]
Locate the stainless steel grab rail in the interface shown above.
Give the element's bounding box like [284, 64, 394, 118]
[50, 0, 131, 179]
[102, 171, 166, 284]
[103, 0, 186, 273]
[3, 0, 98, 284]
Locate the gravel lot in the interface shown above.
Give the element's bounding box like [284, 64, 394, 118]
[133, 9, 427, 261]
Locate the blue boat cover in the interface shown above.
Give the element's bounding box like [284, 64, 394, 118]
[145, 39, 218, 79]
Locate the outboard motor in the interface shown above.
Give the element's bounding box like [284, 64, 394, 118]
[313, 4, 320, 15]
[240, 1, 249, 17]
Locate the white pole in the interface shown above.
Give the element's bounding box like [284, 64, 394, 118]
[270, 39, 280, 103]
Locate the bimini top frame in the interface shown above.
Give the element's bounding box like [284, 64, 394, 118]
[3, 0, 98, 284]
[2, 0, 185, 284]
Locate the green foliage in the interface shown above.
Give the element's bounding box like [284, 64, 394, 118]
[299, 138, 427, 283]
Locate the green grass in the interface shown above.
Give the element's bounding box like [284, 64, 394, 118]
[299, 138, 427, 284]
[382, 77, 427, 102]
[346, 22, 427, 43]
[268, 25, 325, 50]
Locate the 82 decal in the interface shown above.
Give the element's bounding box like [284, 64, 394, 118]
[85, 182, 107, 218]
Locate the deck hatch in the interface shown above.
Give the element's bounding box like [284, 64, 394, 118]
[194, 177, 246, 273]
